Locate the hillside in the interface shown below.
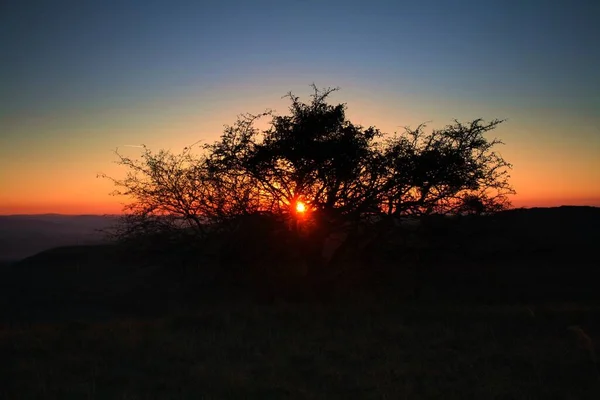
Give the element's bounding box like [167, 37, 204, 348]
[1, 206, 598, 324]
[0, 214, 118, 262]
[1, 208, 599, 398]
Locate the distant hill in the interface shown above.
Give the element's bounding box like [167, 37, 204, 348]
[0, 214, 119, 262]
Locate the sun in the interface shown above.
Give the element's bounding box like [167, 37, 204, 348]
[295, 201, 307, 214]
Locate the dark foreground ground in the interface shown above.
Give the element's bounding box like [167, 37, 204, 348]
[1, 206, 599, 398]
[1, 301, 600, 399]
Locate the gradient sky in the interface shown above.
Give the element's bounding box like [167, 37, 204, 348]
[1, 0, 599, 214]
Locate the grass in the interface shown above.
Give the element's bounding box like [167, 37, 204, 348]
[2, 300, 600, 399]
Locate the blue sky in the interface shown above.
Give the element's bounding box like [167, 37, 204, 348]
[1, 0, 599, 212]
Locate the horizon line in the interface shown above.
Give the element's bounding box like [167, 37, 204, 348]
[1, 204, 599, 217]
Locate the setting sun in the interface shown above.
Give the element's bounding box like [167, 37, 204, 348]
[295, 201, 307, 213]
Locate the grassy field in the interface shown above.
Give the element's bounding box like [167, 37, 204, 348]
[2, 300, 599, 399]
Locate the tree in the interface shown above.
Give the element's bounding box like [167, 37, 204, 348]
[102, 84, 515, 243]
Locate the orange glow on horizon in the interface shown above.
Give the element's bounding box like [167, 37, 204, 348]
[0, 201, 124, 216]
[1, 196, 599, 216]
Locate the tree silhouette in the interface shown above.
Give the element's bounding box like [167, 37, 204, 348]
[102, 84, 515, 247]
[380, 119, 514, 216]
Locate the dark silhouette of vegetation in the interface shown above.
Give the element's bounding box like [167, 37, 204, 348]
[102, 85, 513, 230]
[100, 84, 517, 298]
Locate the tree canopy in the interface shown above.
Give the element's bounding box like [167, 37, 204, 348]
[101, 85, 515, 239]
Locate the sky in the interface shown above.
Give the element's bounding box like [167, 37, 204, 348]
[1, 0, 599, 214]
